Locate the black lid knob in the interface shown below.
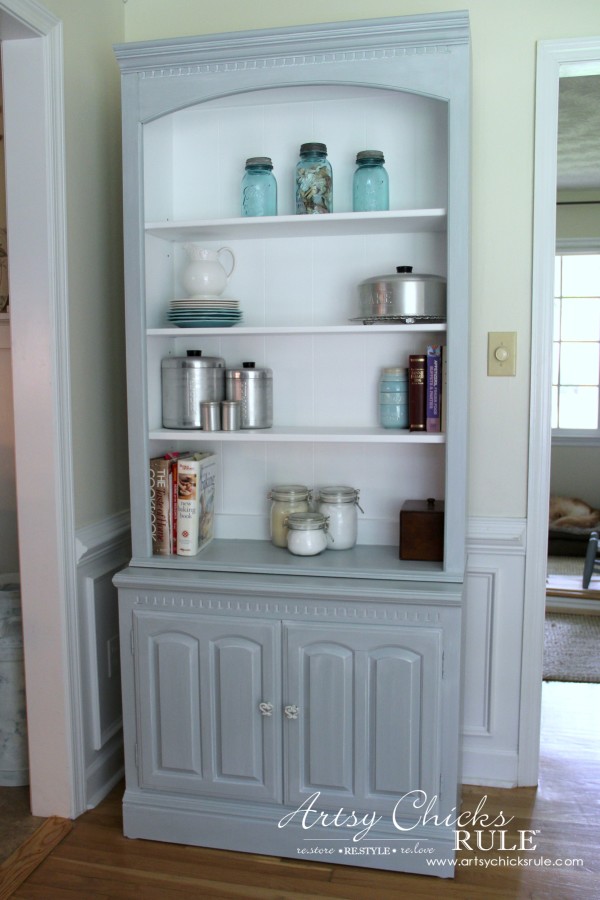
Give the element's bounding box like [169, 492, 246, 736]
[187, 350, 202, 356]
[396, 266, 413, 273]
[243, 361, 256, 368]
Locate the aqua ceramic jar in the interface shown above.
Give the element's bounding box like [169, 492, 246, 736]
[353, 150, 389, 212]
[241, 157, 277, 217]
[379, 367, 408, 428]
[295, 143, 332, 214]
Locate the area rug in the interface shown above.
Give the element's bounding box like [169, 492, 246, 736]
[543, 613, 600, 683]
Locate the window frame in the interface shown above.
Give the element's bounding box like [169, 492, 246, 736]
[552, 238, 600, 447]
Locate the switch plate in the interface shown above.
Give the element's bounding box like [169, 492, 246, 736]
[488, 331, 517, 376]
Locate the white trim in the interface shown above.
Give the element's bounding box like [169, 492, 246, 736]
[75, 510, 131, 564]
[1, 0, 81, 816]
[546, 596, 600, 615]
[523, 35, 600, 787]
[466, 517, 526, 554]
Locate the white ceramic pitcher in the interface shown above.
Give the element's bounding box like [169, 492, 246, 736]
[182, 244, 235, 297]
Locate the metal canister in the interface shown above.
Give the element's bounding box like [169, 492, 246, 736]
[161, 350, 225, 429]
[225, 362, 273, 429]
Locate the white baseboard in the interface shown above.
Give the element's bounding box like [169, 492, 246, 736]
[546, 596, 600, 614]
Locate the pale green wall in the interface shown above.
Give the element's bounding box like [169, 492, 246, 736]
[43, 0, 128, 528]
[120, 0, 600, 518]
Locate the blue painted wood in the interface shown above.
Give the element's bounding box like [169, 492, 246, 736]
[114, 11, 469, 877]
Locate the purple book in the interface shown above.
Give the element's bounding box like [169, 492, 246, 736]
[426, 345, 441, 433]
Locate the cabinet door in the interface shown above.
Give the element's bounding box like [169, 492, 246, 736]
[284, 622, 443, 818]
[133, 611, 282, 802]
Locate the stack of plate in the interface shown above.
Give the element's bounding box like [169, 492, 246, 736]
[167, 297, 242, 328]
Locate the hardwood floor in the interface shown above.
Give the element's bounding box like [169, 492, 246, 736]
[3, 681, 599, 899]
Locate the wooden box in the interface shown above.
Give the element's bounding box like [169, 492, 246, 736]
[400, 498, 445, 561]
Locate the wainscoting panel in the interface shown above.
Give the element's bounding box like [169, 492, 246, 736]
[76, 512, 130, 808]
[462, 517, 527, 787]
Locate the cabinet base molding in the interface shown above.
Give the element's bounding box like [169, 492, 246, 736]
[121, 790, 457, 877]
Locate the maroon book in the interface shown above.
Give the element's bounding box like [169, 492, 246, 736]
[409, 354, 426, 432]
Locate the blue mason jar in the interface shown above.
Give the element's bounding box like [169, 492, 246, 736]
[241, 157, 277, 217]
[295, 142, 332, 214]
[379, 367, 408, 428]
[353, 150, 389, 212]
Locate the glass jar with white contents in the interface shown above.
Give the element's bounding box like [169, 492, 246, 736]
[286, 512, 329, 556]
[268, 485, 311, 548]
[316, 486, 363, 550]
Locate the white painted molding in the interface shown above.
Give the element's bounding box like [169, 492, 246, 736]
[467, 517, 527, 554]
[523, 34, 600, 787]
[114, 12, 470, 73]
[1, 0, 81, 817]
[546, 596, 600, 615]
[0, 0, 58, 37]
[75, 510, 131, 564]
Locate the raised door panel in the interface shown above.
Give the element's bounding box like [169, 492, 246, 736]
[284, 623, 442, 818]
[134, 611, 281, 801]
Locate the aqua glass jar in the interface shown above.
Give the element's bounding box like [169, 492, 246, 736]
[353, 150, 389, 212]
[379, 367, 408, 428]
[241, 157, 277, 217]
[295, 142, 332, 214]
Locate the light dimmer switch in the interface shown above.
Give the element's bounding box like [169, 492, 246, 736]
[488, 332, 517, 376]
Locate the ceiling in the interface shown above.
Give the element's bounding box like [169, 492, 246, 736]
[557, 75, 600, 191]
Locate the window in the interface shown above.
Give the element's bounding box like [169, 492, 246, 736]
[552, 251, 600, 442]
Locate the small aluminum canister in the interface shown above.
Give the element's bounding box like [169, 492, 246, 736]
[162, 350, 225, 429]
[200, 401, 221, 431]
[221, 400, 241, 431]
[225, 362, 273, 429]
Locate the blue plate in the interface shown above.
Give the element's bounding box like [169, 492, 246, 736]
[169, 318, 243, 328]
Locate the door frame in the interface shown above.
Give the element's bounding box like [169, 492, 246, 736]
[1, 0, 81, 816]
[520, 35, 600, 785]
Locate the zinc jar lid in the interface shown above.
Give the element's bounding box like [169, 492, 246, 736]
[381, 367, 408, 376]
[245, 156, 273, 168]
[269, 484, 311, 502]
[356, 150, 385, 163]
[300, 142, 327, 155]
[318, 485, 359, 504]
[286, 512, 328, 531]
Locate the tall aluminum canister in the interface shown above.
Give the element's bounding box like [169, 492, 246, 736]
[225, 362, 273, 429]
[162, 350, 225, 429]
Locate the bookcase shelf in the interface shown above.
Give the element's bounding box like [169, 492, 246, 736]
[149, 426, 446, 444]
[145, 208, 447, 241]
[114, 12, 470, 878]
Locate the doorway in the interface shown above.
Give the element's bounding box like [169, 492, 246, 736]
[522, 36, 600, 785]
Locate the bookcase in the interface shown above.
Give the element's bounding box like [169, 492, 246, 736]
[114, 12, 470, 877]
